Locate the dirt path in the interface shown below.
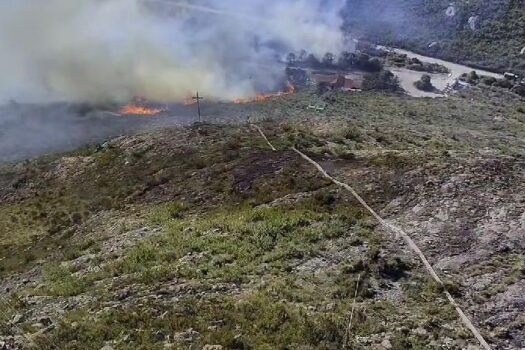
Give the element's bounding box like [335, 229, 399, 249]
[253, 125, 493, 350]
[292, 147, 492, 350]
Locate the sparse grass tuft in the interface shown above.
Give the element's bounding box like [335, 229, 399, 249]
[43, 264, 91, 297]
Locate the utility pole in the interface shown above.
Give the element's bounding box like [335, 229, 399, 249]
[192, 92, 204, 123]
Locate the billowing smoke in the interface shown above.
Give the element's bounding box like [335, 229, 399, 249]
[0, 0, 345, 103]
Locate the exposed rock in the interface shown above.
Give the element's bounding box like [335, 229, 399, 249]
[468, 16, 480, 31]
[114, 288, 133, 301]
[445, 5, 456, 17]
[9, 314, 22, 325]
[174, 328, 200, 343]
[413, 327, 428, 336]
[202, 346, 223, 350]
[380, 339, 393, 349]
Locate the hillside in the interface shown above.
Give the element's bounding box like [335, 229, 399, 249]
[343, 0, 525, 75]
[1, 88, 524, 349]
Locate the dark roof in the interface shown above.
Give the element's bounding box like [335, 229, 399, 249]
[344, 77, 361, 89]
[312, 74, 341, 84]
[312, 74, 362, 89]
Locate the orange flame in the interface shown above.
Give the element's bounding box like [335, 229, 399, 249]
[120, 103, 165, 116]
[233, 83, 295, 104]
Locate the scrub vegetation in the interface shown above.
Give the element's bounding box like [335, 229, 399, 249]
[344, 0, 525, 74]
[1, 88, 524, 349]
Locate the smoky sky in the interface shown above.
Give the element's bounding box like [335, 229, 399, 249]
[0, 0, 346, 103]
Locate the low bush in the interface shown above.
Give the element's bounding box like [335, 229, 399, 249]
[363, 70, 401, 92]
[414, 74, 435, 91]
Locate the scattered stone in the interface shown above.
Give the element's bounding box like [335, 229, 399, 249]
[413, 327, 428, 336]
[114, 288, 132, 301]
[446, 5, 456, 17]
[173, 328, 200, 342]
[202, 346, 223, 350]
[324, 303, 336, 311]
[380, 339, 393, 349]
[466, 345, 481, 350]
[10, 314, 23, 325]
[31, 323, 44, 329]
[468, 16, 480, 31]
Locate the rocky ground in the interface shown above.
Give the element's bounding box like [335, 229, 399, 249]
[0, 88, 524, 349]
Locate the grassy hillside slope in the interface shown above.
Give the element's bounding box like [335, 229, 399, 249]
[1, 88, 524, 349]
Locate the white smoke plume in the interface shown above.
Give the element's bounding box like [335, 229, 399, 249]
[0, 0, 345, 103]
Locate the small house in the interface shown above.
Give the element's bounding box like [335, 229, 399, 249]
[312, 74, 362, 92]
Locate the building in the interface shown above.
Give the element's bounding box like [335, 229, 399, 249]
[312, 74, 362, 92]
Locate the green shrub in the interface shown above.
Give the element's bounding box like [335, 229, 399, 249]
[511, 84, 525, 97]
[44, 264, 90, 297]
[481, 76, 497, 85]
[414, 74, 434, 91]
[363, 70, 401, 92]
[494, 79, 513, 89]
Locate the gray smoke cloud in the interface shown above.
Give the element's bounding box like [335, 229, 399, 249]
[0, 0, 346, 103]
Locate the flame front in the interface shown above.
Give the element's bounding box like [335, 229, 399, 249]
[120, 103, 165, 116]
[233, 83, 295, 104]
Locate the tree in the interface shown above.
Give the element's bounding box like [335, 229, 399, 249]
[414, 74, 434, 91]
[355, 53, 383, 72]
[286, 67, 308, 88]
[466, 70, 479, 84]
[298, 49, 308, 62]
[286, 52, 297, 65]
[337, 51, 355, 69]
[305, 54, 321, 68]
[362, 70, 401, 92]
[367, 58, 383, 72]
[323, 52, 335, 67]
[355, 53, 371, 68]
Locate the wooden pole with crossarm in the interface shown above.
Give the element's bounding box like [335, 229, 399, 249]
[192, 92, 204, 123]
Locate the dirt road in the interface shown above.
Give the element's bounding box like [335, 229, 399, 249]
[378, 46, 505, 97]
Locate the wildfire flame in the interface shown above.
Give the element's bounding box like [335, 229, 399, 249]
[119, 103, 165, 116]
[232, 83, 295, 104]
[119, 83, 296, 113]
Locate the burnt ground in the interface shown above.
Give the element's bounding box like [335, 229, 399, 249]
[0, 100, 258, 165]
[0, 88, 524, 349]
